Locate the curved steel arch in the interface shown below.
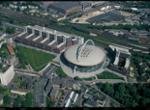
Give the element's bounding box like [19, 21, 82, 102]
[83, 39, 95, 47]
[76, 39, 95, 61]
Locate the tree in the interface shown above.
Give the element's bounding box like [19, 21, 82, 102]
[0, 86, 10, 95]
[141, 85, 150, 98]
[46, 97, 53, 107]
[16, 7, 20, 12]
[102, 83, 114, 96]
[126, 85, 137, 98]
[9, 20, 14, 24]
[13, 95, 24, 107]
[3, 95, 11, 107]
[141, 98, 150, 106]
[22, 92, 33, 107]
[5, 27, 15, 34]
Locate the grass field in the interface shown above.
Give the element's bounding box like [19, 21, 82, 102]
[74, 76, 96, 81]
[0, 43, 10, 72]
[81, 77, 96, 81]
[55, 67, 67, 77]
[0, 43, 9, 58]
[97, 71, 124, 80]
[16, 45, 55, 71]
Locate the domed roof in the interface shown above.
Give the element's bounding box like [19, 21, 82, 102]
[64, 44, 106, 66]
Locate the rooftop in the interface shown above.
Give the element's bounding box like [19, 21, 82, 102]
[49, 2, 80, 12]
[87, 10, 124, 23]
[7, 44, 15, 55]
[27, 25, 83, 39]
[64, 44, 106, 66]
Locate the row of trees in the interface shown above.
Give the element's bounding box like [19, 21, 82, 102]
[1, 92, 33, 107]
[87, 24, 150, 31]
[5, 27, 16, 34]
[13, 92, 33, 107]
[0, 43, 9, 59]
[0, 86, 11, 107]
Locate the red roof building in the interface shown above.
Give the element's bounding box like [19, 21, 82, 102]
[7, 44, 15, 55]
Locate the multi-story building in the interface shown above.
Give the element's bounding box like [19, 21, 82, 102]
[15, 25, 84, 54]
[0, 65, 15, 86]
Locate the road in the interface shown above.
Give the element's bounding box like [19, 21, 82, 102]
[79, 81, 122, 107]
[15, 63, 125, 107]
[83, 79, 126, 84]
[94, 87, 121, 107]
[34, 77, 47, 107]
[42, 64, 57, 79]
[15, 68, 41, 77]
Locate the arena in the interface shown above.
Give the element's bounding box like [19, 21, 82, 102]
[60, 39, 107, 78]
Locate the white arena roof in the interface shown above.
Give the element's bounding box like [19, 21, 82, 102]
[64, 44, 106, 66]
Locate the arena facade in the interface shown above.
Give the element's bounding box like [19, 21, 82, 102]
[60, 39, 108, 78]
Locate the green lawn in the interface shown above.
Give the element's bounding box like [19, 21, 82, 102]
[55, 67, 67, 77]
[16, 45, 55, 71]
[0, 43, 9, 58]
[0, 86, 10, 95]
[97, 71, 124, 80]
[74, 76, 96, 81]
[81, 77, 96, 81]
[0, 43, 10, 72]
[13, 92, 34, 107]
